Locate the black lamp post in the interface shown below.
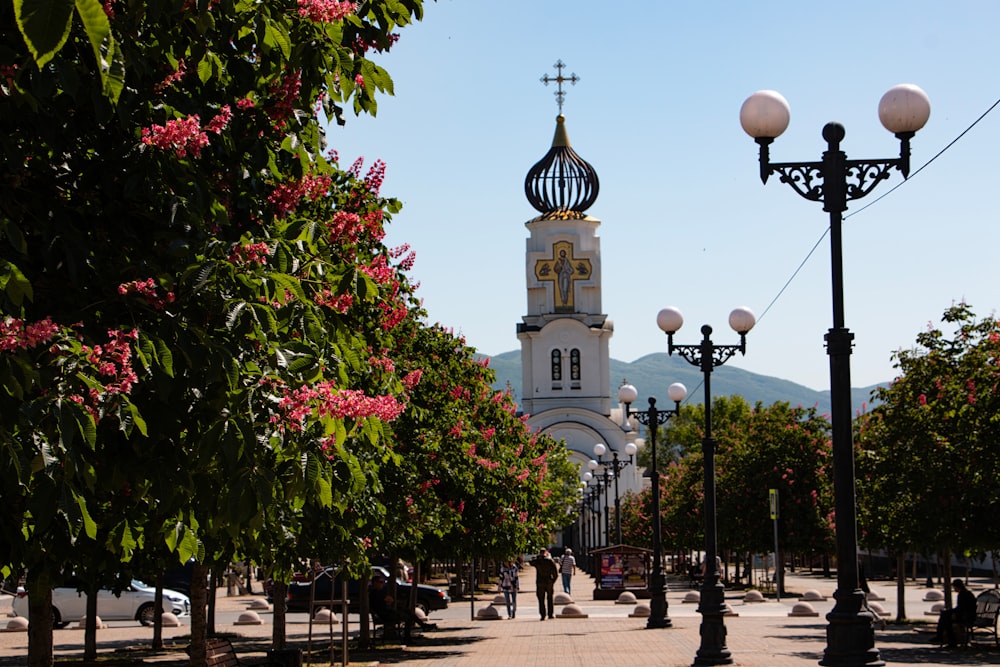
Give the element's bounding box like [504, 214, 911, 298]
[588, 459, 614, 547]
[594, 479, 603, 549]
[658, 306, 755, 666]
[591, 441, 637, 546]
[617, 382, 687, 629]
[584, 473, 605, 549]
[740, 85, 930, 667]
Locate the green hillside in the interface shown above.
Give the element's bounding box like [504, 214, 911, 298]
[481, 350, 883, 416]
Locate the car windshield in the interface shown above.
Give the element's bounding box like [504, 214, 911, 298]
[131, 579, 155, 590]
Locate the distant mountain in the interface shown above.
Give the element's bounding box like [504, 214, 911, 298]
[482, 350, 884, 416]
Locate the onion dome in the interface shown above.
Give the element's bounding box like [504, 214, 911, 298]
[524, 115, 600, 219]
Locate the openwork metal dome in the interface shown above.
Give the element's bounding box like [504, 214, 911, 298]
[524, 115, 599, 219]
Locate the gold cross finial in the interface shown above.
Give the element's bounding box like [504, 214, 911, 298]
[540, 60, 579, 114]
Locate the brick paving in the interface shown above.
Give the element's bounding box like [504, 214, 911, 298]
[2, 568, 999, 666]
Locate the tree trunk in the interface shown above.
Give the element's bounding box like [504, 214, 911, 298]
[271, 581, 287, 648]
[895, 551, 907, 621]
[152, 575, 164, 650]
[26, 578, 53, 667]
[359, 570, 372, 647]
[207, 568, 218, 635]
[943, 550, 953, 609]
[84, 588, 98, 660]
[188, 563, 209, 666]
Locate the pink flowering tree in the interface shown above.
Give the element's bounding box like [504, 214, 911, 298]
[856, 302, 1000, 602]
[378, 318, 578, 569]
[2, 1, 429, 664]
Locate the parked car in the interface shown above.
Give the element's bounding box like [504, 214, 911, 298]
[282, 565, 449, 615]
[12, 577, 191, 627]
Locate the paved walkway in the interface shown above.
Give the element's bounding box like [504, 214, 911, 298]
[2, 568, 999, 666]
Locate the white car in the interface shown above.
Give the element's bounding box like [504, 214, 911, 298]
[12, 578, 190, 627]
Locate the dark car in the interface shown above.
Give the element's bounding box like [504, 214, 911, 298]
[283, 565, 449, 615]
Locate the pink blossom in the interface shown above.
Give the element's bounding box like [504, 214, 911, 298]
[368, 356, 395, 373]
[228, 242, 270, 265]
[363, 159, 386, 195]
[0, 316, 60, 351]
[378, 301, 407, 331]
[266, 71, 302, 130]
[141, 115, 208, 158]
[351, 33, 399, 55]
[277, 381, 406, 432]
[313, 291, 353, 313]
[360, 256, 395, 285]
[402, 370, 422, 390]
[268, 174, 332, 218]
[154, 60, 185, 93]
[118, 278, 174, 310]
[82, 329, 138, 397]
[348, 157, 365, 178]
[297, 0, 356, 22]
[205, 105, 232, 134]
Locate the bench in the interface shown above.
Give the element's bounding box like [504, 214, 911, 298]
[966, 589, 1000, 646]
[371, 610, 408, 643]
[204, 638, 241, 667]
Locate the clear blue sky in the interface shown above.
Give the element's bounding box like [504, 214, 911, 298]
[327, 0, 1000, 392]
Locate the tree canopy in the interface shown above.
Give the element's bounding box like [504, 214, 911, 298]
[857, 302, 1000, 559]
[0, 2, 579, 664]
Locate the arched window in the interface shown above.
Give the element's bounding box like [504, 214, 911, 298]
[570, 348, 581, 381]
[551, 349, 562, 382]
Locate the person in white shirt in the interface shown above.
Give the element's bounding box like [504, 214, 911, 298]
[559, 549, 576, 595]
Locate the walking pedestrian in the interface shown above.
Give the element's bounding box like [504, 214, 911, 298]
[530, 549, 558, 620]
[559, 548, 576, 595]
[498, 559, 519, 619]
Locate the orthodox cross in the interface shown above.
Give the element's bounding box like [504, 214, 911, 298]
[540, 60, 579, 114]
[534, 240, 592, 313]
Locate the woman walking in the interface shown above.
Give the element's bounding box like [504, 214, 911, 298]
[499, 559, 519, 619]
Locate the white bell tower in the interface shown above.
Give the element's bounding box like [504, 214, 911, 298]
[517, 63, 640, 515]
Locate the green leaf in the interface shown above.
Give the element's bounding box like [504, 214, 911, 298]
[197, 54, 214, 84]
[226, 301, 247, 330]
[75, 0, 123, 103]
[3, 220, 27, 254]
[118, 522, 138, 557]
[154, 338, 174, 377]
[263, 20, 291, 60]
[74, 492, 97, 539]
[0, 260, 34, 306]
[226, 355, 239, 390]
[125, 402, 147, 437]
[315, 476, 332, 507]
[270, 272, 306, 302]
[14, 0, 75, 68]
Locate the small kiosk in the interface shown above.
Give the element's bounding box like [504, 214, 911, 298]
[590, 544, 652, 600]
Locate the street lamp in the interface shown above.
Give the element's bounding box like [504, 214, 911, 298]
[618, 382, 687, 629]
[592, 441, 638, 546]
[587, 458, 613, 547]
[573, 479, 587, 563]
[583, 471, 604, 549]
[741, 85, 930, 667]
[658, 306, 755, 666]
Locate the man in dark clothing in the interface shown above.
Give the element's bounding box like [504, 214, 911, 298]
[369, 574, 436, 640]
[934, 578, 977, 647]
[530, 548, 559, 620]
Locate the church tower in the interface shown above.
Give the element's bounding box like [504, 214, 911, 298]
[517, 63, 640, 505]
